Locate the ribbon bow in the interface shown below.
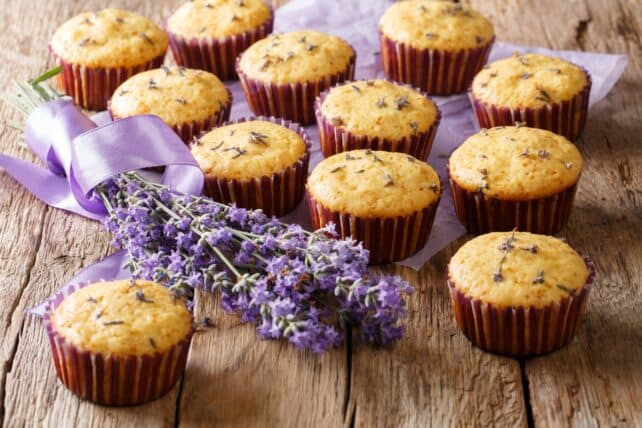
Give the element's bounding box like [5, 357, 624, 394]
[1, 98, 203, 220]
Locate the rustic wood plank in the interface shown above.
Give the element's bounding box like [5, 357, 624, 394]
[177, 291, 347, 427]
[471, 0, 642, 426]
[347, 247, 528, 427]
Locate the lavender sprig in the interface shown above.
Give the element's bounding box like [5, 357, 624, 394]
[97, 173, 413, 352]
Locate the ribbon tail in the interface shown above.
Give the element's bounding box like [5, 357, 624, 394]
[0, 153, 104, 220]
[28, 250, 131, 317]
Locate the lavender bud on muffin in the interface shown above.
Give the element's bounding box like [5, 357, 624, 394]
[448, 231, 595, 356]
[191, 118, 310, 216]
[306, 149, 441, 264]
[315, 79, 440, 160]
[470, 53, 591, 141]
[379, 0, 494, 95]
[448, 125, 583, 234]
[165, 0, 274, 80]
[50, 8, 168, 110]
[45, 280, 193, 405]
[237, 30, 356, 125]
[109, 66, 231, 144]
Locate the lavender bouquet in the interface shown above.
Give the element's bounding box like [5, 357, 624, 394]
[4, 69, 414, 353]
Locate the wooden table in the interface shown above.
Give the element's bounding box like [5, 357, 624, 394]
[1, 0, 640, 426]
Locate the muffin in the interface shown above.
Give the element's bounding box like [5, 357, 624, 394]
[50, 8, 168, 110]
[470, 53, 591, 141]
[44, 280, 193, 405]
[191, 117, 310, 216]
[306, 149, 441, 264]
[165, 0, 274, 81]
[447, 231, 595, 356]
[109, 66, 232, 143]
[448, 125, 583, 235]
[315, 79, 440, 160]
[379, 1, 494, 95]
[237, 30, 356, 125]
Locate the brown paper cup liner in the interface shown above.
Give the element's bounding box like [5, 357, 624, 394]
[314, 80, 441, 160]
[448, 256, 595, 356]
[200, 116, 311, 217]
[50, 48, 166, 111]
[108, 87, 232, 144]
[165, 8, 274, 81]
[236, 48, 357, 125]
[469, 69, 592, 141]
[449, 172, 580, 235]
[43, 283, 193, 406]
[306, 191, 441, 265]
[379, 31, 494, 96]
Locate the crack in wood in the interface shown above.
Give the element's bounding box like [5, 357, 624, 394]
[575, 0, 593, 50]
[519, 359, 535, 428]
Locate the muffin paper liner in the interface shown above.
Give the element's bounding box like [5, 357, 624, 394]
[449, 171, 580, 235]
[165, 7, 274, 81]
[43, 283, 193, 406]
[108, 87, 232, 144]
[236, 48, 357, 125]
[305, 191, 441, 265]
[199, 116, 311, 217]
[448, 256, 595, 356]
[313, 80, 441, 160]
[49, 48, 166, 111]
[379, 32, 494, 96]
[469, 68, 592, 142]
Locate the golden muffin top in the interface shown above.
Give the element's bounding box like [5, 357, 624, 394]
[238, 30, 354, 84]
[449, 126, 583, 199]
[471, 53, 589, 108]
[319, 80, 439, 140]
[109, 66, 230, 126]
[51, 280, 192, 356]
[50, 8, 168, 68]
[379, 0, 494, 51]
[448, 232, 590, 308]
[307, 149, 440, 218]
[167, 0, 272, 39]
[191, 120, 308, 180]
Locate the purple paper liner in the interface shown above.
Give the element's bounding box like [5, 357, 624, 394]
[198, 116, 311, 217]
[236, 47, 357, 125]
[448, 169, 580, 235]
[50, 47, 166, 111]
[469, 68, 592, 142]
[108, 87, 232, 144]
[165, 6, 274, 81]
[43, 283, 193, 406]
[306, 190, 441, 265]
[379, 31, 494, 96]
[313, 80, 441, 160]
[447, 256, 595, 356]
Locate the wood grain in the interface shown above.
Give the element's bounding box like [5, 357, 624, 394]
[0, 0, 640, 427]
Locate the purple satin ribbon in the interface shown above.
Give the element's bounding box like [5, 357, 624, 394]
[2, 98, 203, 220]
[0, 99, 205, 315]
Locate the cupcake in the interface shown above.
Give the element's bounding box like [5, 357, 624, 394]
[470, 53, 591, 141]
[237, 30, 356, 125]
[378, 1, 494, 95]
[448, 125, 583, 235]
[191, 117, 310, 216]
[447, 231, 595, 356]
[44, 280, 193, 405]
[109, 66, 232, 143]
[165, 0, 274, 81]
[315, 79, 440, 160]
[50, 8, 168, 110]
[306, 149, 441, 264]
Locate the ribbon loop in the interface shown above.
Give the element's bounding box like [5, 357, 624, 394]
[7, 99, 204, 220]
